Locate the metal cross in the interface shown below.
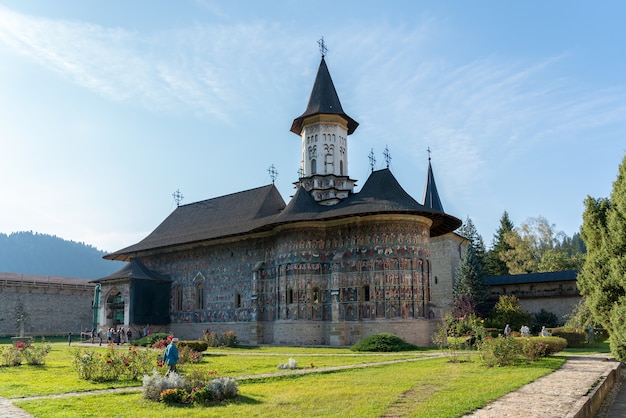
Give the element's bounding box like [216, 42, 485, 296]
[172, 189, 184, 207]
[268, 164, 278, 184]
[368, 148, 376, 172]
[427, 146, 432, 161]
[383, 145, 392, 168]
[318, 37, 328, 58]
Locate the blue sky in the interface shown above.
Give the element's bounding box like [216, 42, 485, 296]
[1, 1, 625, 253]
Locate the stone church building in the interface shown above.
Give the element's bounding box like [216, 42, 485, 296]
[95, 54, 465, 346]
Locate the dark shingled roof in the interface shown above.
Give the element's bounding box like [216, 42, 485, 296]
[483, 270, 579, 286]
[106, 185, 286, 260]
[92, 258, 171, 283]
[106, 169, 461, 261]
[422, 159, 444, 213]
[272, 169, 461, 237]
[290, 57, 359, 136]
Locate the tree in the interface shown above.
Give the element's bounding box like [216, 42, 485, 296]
[456, 217, 486, 264]
[538, 249, 584, 272]
[453, 217, 488, 318]
[501, 229, 538, 274]
[488, 295, 532, 332]
[485, 211, 514, 276]
[500, 216, 579, 274]
[452, 245, 488, 318]
[578, 155, 626, 361]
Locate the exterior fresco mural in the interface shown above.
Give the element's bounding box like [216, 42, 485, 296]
[143, 218, 433, 327]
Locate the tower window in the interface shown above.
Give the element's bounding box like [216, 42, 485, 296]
[361, 284, 370, 302]
[287, 287, 294, 304]
[195, 282, 204, 310]
[175, 285, 183, 311]
[235, 293, 242, 308]
[311, 159, 317, 174]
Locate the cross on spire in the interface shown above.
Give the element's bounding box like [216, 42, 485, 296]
[368, 148, 376, 172]
[172, 189, 184, 207]
[427, 146, 432, 161]
[383, 145, 392, 168]
[318, 37, 328, 58]
[268, 164, 278, 184]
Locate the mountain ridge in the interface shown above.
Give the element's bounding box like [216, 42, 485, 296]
[0, 231, 125, 279]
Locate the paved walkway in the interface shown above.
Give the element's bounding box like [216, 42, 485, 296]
[463, 355, 623, 418]
[1, 354, 624, 417]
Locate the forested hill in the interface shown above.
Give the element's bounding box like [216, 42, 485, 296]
[0, 231, 125, 279]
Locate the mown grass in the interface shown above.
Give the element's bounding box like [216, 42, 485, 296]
[0, 342, 435, 398]
[13, 356, 566, 417]
[562, 340, 611, 355]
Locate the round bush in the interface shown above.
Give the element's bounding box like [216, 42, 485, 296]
[350, 333, 418, 352]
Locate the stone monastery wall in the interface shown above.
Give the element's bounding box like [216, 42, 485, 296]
[0, 273, 96, 337]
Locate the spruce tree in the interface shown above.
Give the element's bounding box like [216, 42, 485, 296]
[578, 155, 626, 361]
[485, 211, 514, 276]
[452, 244, 488, 317]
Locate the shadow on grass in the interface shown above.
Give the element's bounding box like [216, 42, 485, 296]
[157, 395, 262, 409]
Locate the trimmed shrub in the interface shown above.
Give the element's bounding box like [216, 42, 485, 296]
[179, 340, 208, 352]
[203, 331, 238, 348]
[350, 333, 418, 352]
[551, 328, 585, 347]
[533, 336, 567, 354]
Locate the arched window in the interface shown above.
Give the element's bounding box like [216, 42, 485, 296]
[195, 282, 204, 310]
[312, 287, 320, 304]
[286, 287, 294, 304]
[174, 285, 183, 311]
[361, 284, 370, 302]
[235, 293, 242, 308]
[340, 160, 344, 176]
[311, 159, 317, 174]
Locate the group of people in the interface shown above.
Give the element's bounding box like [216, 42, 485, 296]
[503, 324, 550, 337]
[106, 327, 133, 344]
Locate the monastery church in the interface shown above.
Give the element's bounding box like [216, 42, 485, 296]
[95, 52, 465, 347]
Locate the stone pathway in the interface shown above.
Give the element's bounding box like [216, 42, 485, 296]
[1, 354, 623, 418]
[463, 355, 622, 418]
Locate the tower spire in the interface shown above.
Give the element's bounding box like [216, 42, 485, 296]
[422, 149, 444, 212]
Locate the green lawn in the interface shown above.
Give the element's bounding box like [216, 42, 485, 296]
[0, 342, 574, 417]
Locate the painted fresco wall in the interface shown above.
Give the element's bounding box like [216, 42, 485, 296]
[148, 214, 442, 345]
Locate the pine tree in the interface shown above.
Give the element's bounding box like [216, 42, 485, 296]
[452, 245, 488, 318]
[457, 217, 486, 265]
[485, 211, 514, 276]
[578, 155, 626, 362]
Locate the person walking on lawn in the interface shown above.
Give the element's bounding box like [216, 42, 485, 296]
[163, 337, 179, 375]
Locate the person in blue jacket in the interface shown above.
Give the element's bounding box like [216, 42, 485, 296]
[163, 337, 179, 375]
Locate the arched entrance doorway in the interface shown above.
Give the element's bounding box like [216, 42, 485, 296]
[106, 291, 124, 326]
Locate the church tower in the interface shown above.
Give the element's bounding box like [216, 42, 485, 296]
[290, 43, 359, 205]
